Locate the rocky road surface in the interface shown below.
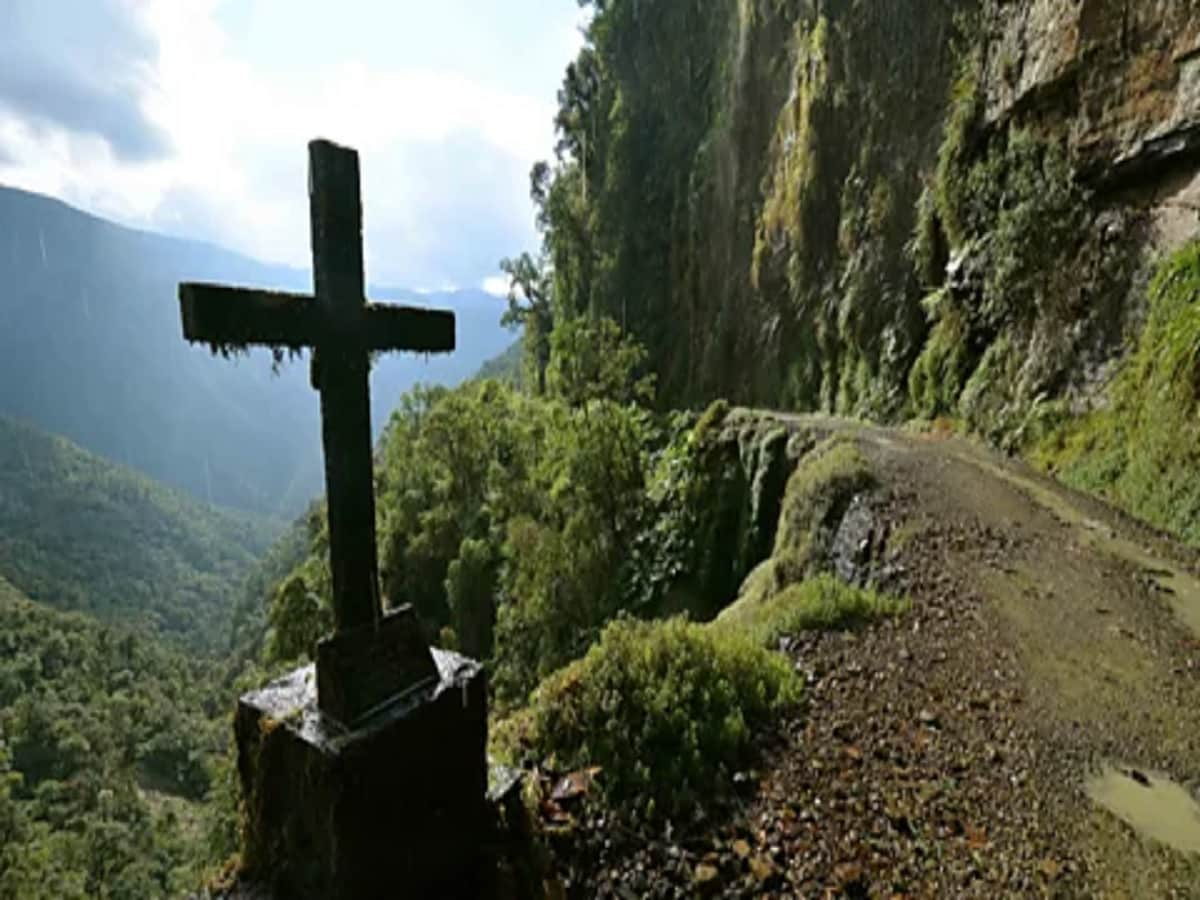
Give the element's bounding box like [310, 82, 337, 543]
[544, 417, 1200, 899]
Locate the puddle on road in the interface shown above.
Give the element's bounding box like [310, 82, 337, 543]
[1087, 765, 1200, 855]
[968, 455, 1200, 640]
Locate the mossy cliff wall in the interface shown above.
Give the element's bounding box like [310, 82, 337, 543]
[913, 0, 1200, 444]
[550, 0, 1200, 451]
[641, 0, 968, 411]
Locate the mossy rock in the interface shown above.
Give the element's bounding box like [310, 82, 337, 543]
[725, 436, 877, 613]
[1036, 241, 1200, 544]
[773, 437, 875, 579]
[661, 407, 812, 620]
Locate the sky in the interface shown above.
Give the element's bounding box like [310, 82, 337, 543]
[0, 0, 585, 291]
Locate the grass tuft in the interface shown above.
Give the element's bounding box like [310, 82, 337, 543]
[716, 572, 909, 646]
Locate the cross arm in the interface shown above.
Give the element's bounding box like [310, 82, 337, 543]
[362, 303, 455, 354]
[180, 282, 456, 354]
[180, 283, 321, 349]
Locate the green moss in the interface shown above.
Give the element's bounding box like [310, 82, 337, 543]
[915, 123, 1090, 437]
[492, 616, 800, 819]
[958, 333, 1022, 443]
[1036, 242, 1200, 543]
[751, 14, 831, 293]
[693, 398, 732, 445]
[910, 185, 947, 289]
[934, 61, 983, 249]
[979, 132, 1086, 329]
[907, 293, 971, 418]
[915, 35, 1096, 446]
[709, 437, 877, 615]
[716, 572, 908, 646]
[773, 437, 874, 580]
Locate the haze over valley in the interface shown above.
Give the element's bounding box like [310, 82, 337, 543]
[0, 184, 516, 516]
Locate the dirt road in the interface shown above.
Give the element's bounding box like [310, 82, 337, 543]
[574, 416, 1200, 898]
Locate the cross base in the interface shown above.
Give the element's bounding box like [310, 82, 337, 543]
[316, 604, 438, 726]
[234, 652, 488, 900]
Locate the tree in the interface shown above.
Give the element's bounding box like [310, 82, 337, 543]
[546, 316, 654, 408]
[444, 538, 497, 660]
[499, 252, 554, 395]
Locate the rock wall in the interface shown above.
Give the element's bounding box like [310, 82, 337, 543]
[983, 0, 1200, 257]
[926, 0, 1200, 439]
[684, 0, 966, 414]
[568, 0, 1200, 446]
[734, 0, 1200, 438]
[538, 0, 1200, 459]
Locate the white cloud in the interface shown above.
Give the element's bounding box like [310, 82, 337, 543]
[481, 274, 509, 297]
[0, 0, 567, 288]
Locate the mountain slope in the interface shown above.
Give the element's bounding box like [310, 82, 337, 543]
[0, 574, 226, 897]
[0, 415, 279, 653]
[0, 185, 515, 516]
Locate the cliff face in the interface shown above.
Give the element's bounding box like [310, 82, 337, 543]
[727, 0, 1200, 429]
[933, 0, 1200, 441]
[543, 0, 1200, 451]
[738, 1, 963, 414]
[985, 0, 1200, 191]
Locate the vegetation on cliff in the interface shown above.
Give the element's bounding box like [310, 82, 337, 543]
[1036, 242, 1200, 543]
[507, 1, 965, 413]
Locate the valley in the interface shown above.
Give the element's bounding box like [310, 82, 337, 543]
[0, 415, 280, 653]
[0, 185, 516, 517]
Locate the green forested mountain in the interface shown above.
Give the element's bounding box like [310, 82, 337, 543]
[474, 338, 525, 388]
[0, 416, 280, 653]
[0, 576, 226, 899]
[0, 185, 516, 517]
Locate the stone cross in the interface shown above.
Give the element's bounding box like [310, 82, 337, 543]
[179, 139, 454, 726]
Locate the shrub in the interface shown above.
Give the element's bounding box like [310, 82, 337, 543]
[493, 616, 801, 819]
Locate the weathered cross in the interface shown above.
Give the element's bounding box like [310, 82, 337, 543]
[179, 139, 454, 726]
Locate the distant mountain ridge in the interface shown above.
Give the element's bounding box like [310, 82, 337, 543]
[0, 184, 515, 515]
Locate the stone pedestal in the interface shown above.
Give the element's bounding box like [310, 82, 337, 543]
[234, 649, 487, 900]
